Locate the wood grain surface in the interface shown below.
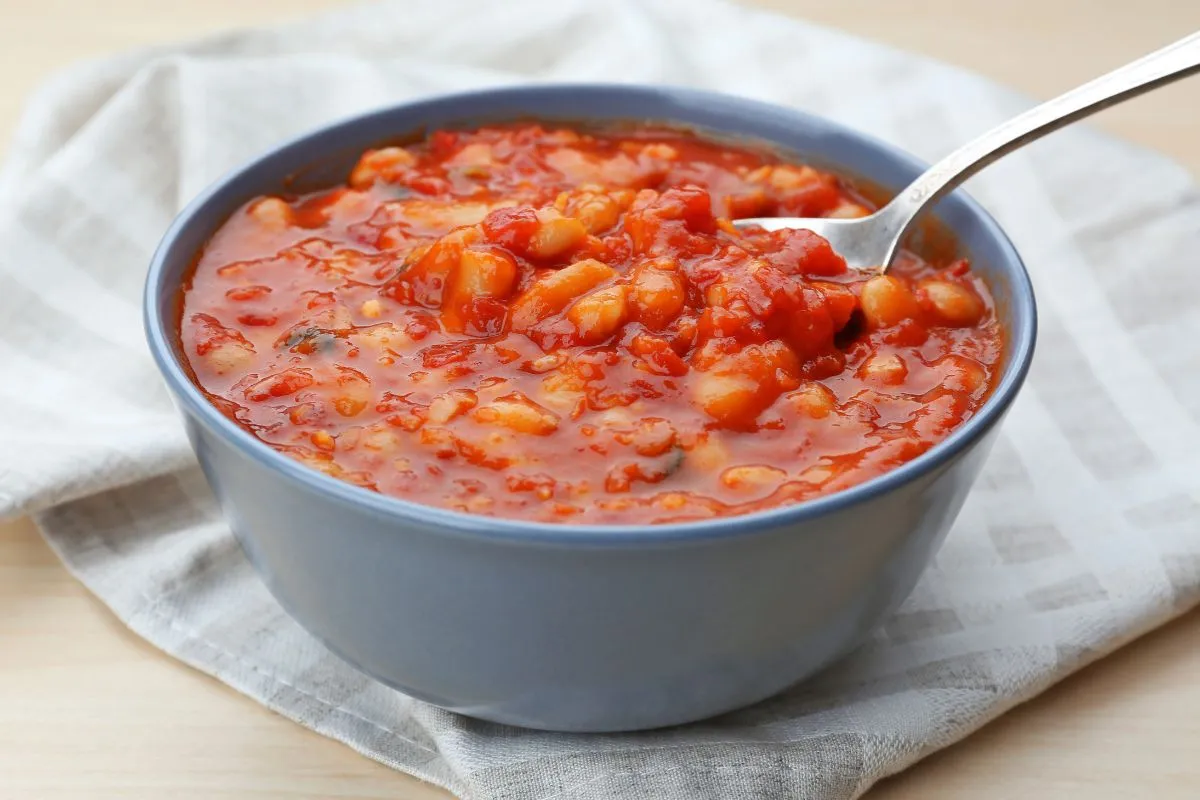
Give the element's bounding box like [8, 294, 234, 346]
[1, 1, 1198, 797]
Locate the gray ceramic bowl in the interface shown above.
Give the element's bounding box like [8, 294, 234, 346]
[144, 85, 1036, 732]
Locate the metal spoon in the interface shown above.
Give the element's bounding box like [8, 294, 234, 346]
[733, 31, 1200, 271]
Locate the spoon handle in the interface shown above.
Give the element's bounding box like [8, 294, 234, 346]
[883, 30, 1200, 247]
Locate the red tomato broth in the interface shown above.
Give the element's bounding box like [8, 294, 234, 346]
[179, 123, 1004, 524]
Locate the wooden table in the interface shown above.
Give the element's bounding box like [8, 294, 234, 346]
[2, 2, 1198, 797]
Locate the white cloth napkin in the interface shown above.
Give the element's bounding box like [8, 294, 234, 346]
[3, 0, 1199, 797]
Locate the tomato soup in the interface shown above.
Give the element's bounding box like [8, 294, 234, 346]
[179, 123, 1002, 524]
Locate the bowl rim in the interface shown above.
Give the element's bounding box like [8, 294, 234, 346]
[144, 82, 1037, 546]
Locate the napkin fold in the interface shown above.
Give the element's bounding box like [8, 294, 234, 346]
[3, 1, 1199, 797]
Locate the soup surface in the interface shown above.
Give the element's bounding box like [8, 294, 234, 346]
[180, 123, 1003, 524]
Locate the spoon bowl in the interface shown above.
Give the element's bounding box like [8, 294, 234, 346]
[733, 208, 908, 271]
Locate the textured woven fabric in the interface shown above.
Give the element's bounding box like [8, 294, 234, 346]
[3, 1, 1199, 797]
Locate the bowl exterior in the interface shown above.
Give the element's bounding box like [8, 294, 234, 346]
[183, 404, 1000, 731]
[146, 84, 1035, 732]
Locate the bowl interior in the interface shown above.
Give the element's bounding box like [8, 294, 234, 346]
[146, 84, 1036, 541]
